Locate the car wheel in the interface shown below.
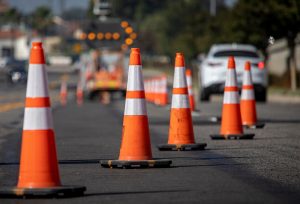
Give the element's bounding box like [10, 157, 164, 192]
[255, 88, 267, 102]
[200, 88, 210, 101]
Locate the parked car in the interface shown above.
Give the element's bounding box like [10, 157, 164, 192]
[198, 44, 267, 102]
[0, 60, 27, 84]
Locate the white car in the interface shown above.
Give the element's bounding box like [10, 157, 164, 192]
[199, 44, 267, 102]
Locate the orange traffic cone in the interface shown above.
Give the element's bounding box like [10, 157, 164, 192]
[186, 69, 196, 112]
[101, 48, 171, 168]
[76, 81, 84, 106]
[150, 79, 155, 103]
[0, 42, 85, 197]
[60, 81, 67, 106]
[210, 56, 254, 140]
[158, 53, 206, 151]
[158, 75, 168, 106]
[145, 79, 149, 101]
[241, 61, 265, 129]
[154, 77, 160, 105]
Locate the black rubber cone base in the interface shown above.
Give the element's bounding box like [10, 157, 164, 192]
[244, 123, 265, 129]
[100, 159, 172, 169]
[157, 143, 207, 151]
[0, 185, 86, 198]
[210, 133, 255, 140]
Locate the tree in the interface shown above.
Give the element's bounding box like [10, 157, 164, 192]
[230, 0, 300, 90]
[0, 7, 22, 24]
[140, 0, 212, 59]
[29, 6, 53, 36]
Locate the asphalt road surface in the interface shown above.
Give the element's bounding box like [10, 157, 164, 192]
[0, 72, 300, 203]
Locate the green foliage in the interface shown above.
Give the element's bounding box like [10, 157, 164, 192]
[140, 0, 213, 59]
[28, 6, 53, 35]
[110, 0, 300, 60]
[230, 0, 300, 53]
[0, 8, 22, 24]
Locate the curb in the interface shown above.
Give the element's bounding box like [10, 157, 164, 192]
[268, 94, 300, 104]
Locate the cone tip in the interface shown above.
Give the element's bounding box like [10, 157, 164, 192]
[175, 52, 185, 67]
[129, 48, 141, 65]
[131, 48, 140, 53]
[186, 69, 192, 76]
[32, 41, 42, 47]
[245, 61, 251, 71]
[30, 41, 45, 64]
[228, 56, 235, 69]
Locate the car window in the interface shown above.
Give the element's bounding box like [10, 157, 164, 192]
[214, 50, 258, 58]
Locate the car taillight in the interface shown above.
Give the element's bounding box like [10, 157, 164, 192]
[252, 62, 265, 69]
[207, 62, 222, 67]
[258, 61, 264, 69]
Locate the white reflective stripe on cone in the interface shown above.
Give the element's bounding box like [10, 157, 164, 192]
[225, 69, 238, 87]
[61, 82, 67, 92]
[151, 80, 154, 93]
[124, 98, 147, 115]
[144, 82, 147, 92]
[161, 78, 167, 92]
[241, 89, 255, 100]
[23, 107, 54, 130]
[171, 94, 190, 108]
[243, 71, 252, 85]
[26, 64, 50, 97]
[127, 65, 144, 91]
[154, 80, 159, 94]
[150, 81, 153, 93]
[223, 91, 239, 104]
[188, 87, 193, 95]
[174, 67, 187, 88]
[157, 80, 165, 93]
[157, 80, 161, 93]
[145, 81, 149, 92]
[186, 76, 192, 87]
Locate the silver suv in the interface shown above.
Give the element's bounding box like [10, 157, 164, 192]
[199, 44, 267, 101]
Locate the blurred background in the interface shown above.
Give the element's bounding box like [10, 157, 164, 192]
[0, 0, 299, 102]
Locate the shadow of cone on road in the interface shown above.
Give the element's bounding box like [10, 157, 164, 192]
[241, 61, 265, 129]
[100, 48, 172, 169]
[0, 42, 86, 198]
[157, 53, 207, 151]
[210, 56, 255, 140]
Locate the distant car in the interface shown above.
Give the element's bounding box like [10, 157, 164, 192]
[0, 60, 27, 84]
[199, 44, 267, 102]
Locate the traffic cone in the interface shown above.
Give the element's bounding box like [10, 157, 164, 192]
[158, 53, 206, 151]
[144, 79, 149, 101]
[101, 48, 171, 168]
[154, 77, 160, 105]
[76, 81, 84, 106]
[186, 69, 196, 112]
[60, 81, 67, 106]
[241, 61, 265, 129]
[150, 78, 155, 103]
[210, 56, 255, 140]
[0, 42, 86, 197]
[147, 79, 152, 102]
[158, 75, 168, 106]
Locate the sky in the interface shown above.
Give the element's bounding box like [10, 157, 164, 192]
[7, 0, 89, 14]
[7, 0, 237, 15]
